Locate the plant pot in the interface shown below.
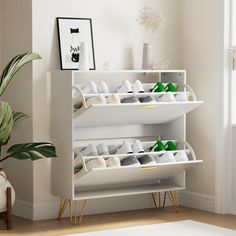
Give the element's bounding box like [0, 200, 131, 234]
[0, 169, 15, 213]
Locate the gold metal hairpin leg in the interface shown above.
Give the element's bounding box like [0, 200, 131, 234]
[152, 193, 163, 209]
[57, 199, 69, 220]
[73, 200, 77, 224]
[66, 199, 87, 225]
[58, 198, 63, 216]
[151, 193, 158, 208]
[79, 199, 87, 224]
[167, 191, 180, 213]
[162, 191, 167, 208]
[69, 200, 73, 224]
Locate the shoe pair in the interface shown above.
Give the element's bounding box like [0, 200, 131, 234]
[121, 155, 156, 166]
[81, 81, 110, 94]
[121, 95, 156, 104]
[86, 94, 120, 107]
[155, 151, 189, 163]
[117, 80, 144, 93]
[81, 143, 110, 156]
[150, 82, 177, 93]
[149, 140, 177, 152]
[86, 156, 121, 170]
[157, 92, 189, 102]
[116, 140, 144, 155]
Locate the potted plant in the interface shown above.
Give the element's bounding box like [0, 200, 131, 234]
[0, 53, 57, 214]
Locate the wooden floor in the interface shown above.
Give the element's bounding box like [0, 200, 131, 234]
[0, 207, 236, 235]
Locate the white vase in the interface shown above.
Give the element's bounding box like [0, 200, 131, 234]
[142, 43, 153, 70]
[0, 169, 15, 213]
[79, 42, 90, 71]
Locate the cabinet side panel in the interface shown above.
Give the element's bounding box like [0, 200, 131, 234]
[51, 71, 73, 199]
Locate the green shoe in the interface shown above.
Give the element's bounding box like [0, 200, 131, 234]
[149, 140, 165, 152]
[150, 82, 165, 92]
[165, 83, 177, 92]
[164, 141, 177, 151]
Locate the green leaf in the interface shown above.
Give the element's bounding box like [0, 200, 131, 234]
[12, 111, 28, 127]
[6, 142, 57, 161]
[0, 53, 42, 96]
[0, 101, 13, 146]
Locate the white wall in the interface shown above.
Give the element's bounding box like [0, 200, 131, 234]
[181, 0, 221, 196]
[0, 0, 34, 203]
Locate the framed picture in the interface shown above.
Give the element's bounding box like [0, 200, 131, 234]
[57, 17, 96, 70]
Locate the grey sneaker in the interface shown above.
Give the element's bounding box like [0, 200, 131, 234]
[121, 156, 140, 166]
[137, 155, 156, 165]
[139, 96, 156, 103]
[121, 96, 140, 104]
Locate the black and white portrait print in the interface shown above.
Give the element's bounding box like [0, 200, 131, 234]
[57, 18, 95, 70]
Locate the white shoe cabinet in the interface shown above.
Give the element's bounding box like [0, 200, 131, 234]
[51, 70, 203, 203]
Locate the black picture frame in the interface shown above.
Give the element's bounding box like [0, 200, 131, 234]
[57, 17, 96, 70]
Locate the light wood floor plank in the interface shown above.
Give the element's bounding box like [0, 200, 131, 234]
[0, 207, 236, 235]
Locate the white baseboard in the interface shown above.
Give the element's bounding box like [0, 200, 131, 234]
[178, 190, 215, 212]
[13, 193, 172, 221]
[13, 199, 33, 220]
[13, 191, 215, 221]
[230, 210, 236, 215]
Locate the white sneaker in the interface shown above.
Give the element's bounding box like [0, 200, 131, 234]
[117, 80, 133, 93]
[89, 81, 99, 94]
[106, 156, 121, 167]
[97, 143, 109, 155]
[155, 152, 176, 163]
[175, 93, 189, 102]
[99, 81, 110, 94]
[86, 157, 106, 170]
[175, 151, 189, 162]
[81, 81, 99, 94]
[157, 92, 176, 102]
[133, 80, 144, 93]
[116, 140, 133, 154]
[132, 140, 144, 153]
[106, 94, 121, 104]
[86, 95, 106, 107]
[81, 143, 98, 156]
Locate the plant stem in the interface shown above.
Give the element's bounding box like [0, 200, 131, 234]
[0, 155, 10, 163]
